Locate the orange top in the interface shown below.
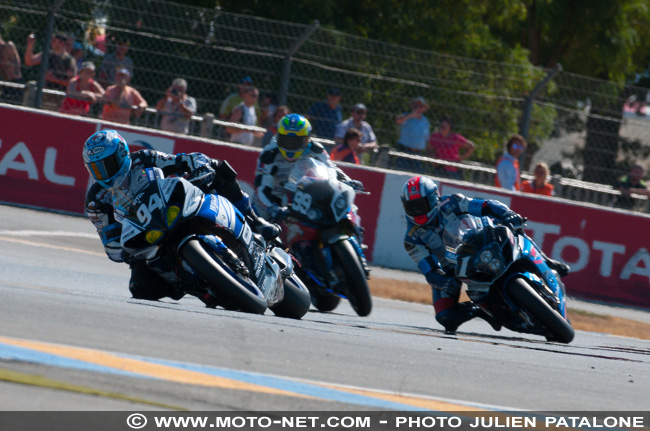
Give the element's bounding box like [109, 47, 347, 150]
[521, 180, 554, 196]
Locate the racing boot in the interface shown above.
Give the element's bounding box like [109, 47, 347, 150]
[436, 302, 478, 334]
[437, 303, 501, 334]
[474, 306, 502, 332]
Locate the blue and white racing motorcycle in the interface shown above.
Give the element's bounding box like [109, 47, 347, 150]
[113, 167, 311, 318]
[443, 214, 574, 343]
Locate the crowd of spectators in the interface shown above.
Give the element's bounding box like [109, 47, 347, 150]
[2, 30, 649, 210]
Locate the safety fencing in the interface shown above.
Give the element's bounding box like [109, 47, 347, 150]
[1, 104, 649, 310]
[2, 0, 650, 202]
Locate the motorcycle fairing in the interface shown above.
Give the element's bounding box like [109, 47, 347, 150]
[195, 194, 249, 243]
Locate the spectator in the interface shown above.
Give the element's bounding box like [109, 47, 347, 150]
[101, 68, 147, 124]
[261, 105, 290, 147]
[226, 87, 264, 146]
[98, 38, 134, 87]
[218, 76, 258, 119]
[331, 128, 363, 164]
[306, 87, 342, 139]
[0, 33, 24, 104]
[428, 115, 476, 180]
[260, 91, 278, 129]
[59, 61, 104, 117]
[394, 97, 430, 172]
[155, 78, 197, 134]
[24, 31, 76, 109]
[395, 96, 430, 154]
[70, 41, 84, 72]
[495, 134, 527, 191]
[334, 103, 378, 155]
[521, 162, 555, 196]
[612, 163, 649, 210]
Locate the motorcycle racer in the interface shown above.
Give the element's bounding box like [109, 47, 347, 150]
[401, 175, 570, 333]
[82, 129, 280, 302]
[253, 113, 363, 223]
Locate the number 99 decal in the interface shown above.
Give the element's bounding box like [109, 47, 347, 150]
[291, 190, 312, 215]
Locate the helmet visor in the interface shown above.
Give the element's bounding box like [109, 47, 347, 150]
[402, 196, 432, 218]
[88, 152, 122, 182]
[277, 134, 306, 151]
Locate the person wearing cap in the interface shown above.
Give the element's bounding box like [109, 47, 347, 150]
[334, 103, 378, 158]
[24, 31, 76, 109]
[155, 78, 197, 134]
[306, 87, 343, 140]
[218, 76, 260, 120]
[98, 37, 134, 86]
[70, 40, 84, 72]
[59, 61, 105, 117]
[395, 96, 431, 154]
[101, 67, 147, 124]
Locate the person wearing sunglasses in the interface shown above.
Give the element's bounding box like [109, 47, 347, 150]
[495, 134, 527, 191]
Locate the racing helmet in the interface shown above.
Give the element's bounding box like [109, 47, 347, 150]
[276, 114, 311, 161]
[82, 130, 131, 189]
[401, 176, 440, 226]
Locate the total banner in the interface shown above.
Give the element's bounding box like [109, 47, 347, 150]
[1, 104, 649, 308]
[375, 175, 650, 309]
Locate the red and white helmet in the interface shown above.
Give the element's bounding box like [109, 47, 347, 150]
[401, 176, 440, 226]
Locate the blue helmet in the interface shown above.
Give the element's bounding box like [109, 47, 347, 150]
[82, 130, 131, 188]
[401, 176, 440, 226]
[276, 114, 312, 161]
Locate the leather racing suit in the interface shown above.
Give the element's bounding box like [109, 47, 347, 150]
[85, 149, 268, 301]
[404, 193, 566, 333]
[253, 138, 359, 220]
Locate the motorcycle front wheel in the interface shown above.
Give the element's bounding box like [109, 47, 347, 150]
[507, 277, 574, 343]
[269, 275, 312, 319]
[331, 240, 372, 317]
[180, 239, 267, 314]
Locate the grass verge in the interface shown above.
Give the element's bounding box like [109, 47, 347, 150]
[369, 278, 650, 340]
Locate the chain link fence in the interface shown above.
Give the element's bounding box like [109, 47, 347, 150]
[2, 0, 650, 211]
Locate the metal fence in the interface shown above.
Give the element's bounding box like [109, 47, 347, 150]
[2, 0, 650, 210]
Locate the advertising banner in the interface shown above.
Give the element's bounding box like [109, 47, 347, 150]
[376, 175, 650, 308]
[2, 105, 649, 308]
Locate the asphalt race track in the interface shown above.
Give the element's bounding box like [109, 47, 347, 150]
[1, 204, 649, 411]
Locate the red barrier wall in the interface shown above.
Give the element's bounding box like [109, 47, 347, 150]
[0, 105, 384, 260]
[2, 105, 648, 308]
[442, 182, 650, 308]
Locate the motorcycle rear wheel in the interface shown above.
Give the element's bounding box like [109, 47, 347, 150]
[269, 275, 312, 319]
[180, 239, 267, 314]
[507, 277, 574, 343]
[331, 240, 372, 317]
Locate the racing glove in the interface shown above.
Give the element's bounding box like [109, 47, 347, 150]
[345, 179, 365, 192]
[187, 164, 216, 191]
[268, 205, 289, 224]
[502, 211, 526, 233]
[425, 270, 461, 296]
